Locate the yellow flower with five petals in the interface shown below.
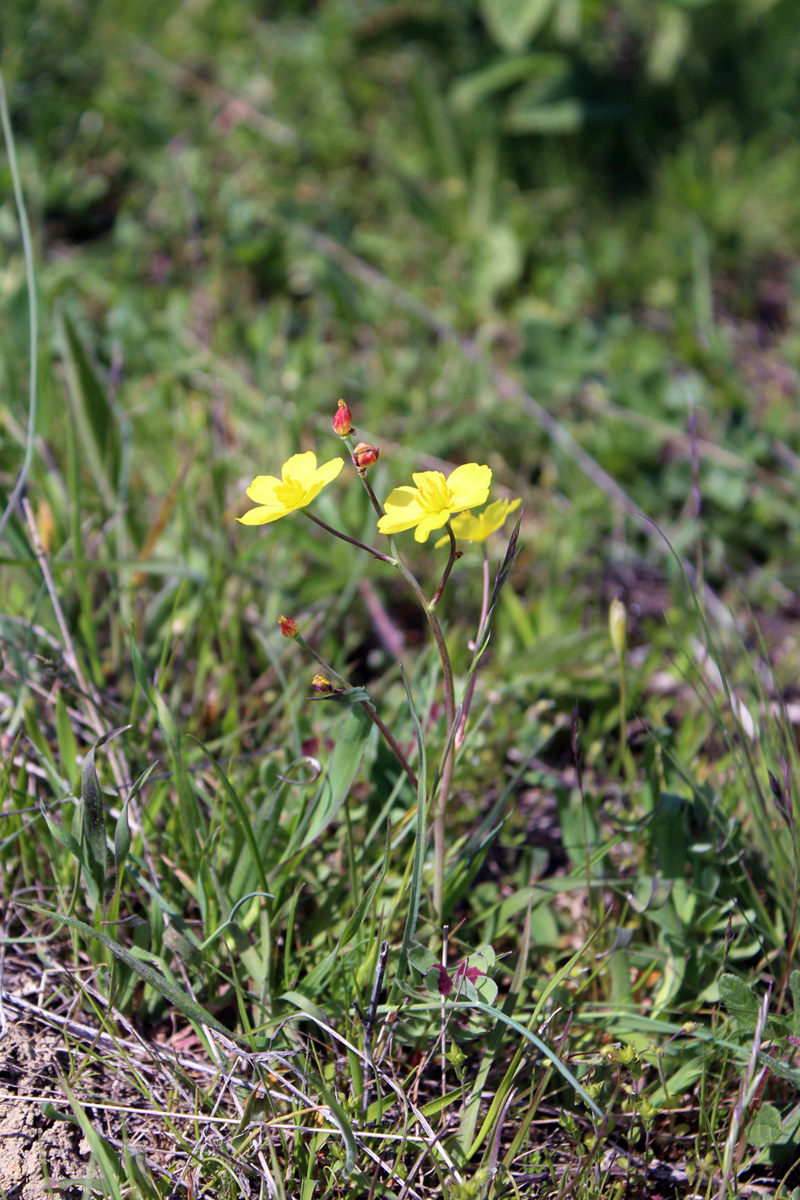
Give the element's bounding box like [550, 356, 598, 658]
[238, 452, 343, 525]
[439, 497, 521, 545]
[377, 464, 492, 543]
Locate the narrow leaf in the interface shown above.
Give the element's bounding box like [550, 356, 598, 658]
[339, 823, 390, 945]
[81, 726, 130, 904]
[27, 906, 235, 1038]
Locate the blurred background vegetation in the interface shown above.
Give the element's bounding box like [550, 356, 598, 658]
[3, 1, 800, 1194]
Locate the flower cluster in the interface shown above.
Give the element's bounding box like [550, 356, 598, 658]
[238, 415, 518, 546]
[377, 463, 491, 544]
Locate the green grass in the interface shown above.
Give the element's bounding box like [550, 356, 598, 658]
[2, 2, 800, 1197]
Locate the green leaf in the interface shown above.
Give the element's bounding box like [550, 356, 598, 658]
[188, 737, 269, 894]
[455, 997, 605, 1121]
[747, 1103, 782, 1147]
[481, 0, 555, 51]
[452, 55, 546, 113]
[58, 1077, 125, 1200]
[154, 685, 205, 875]
[409, 946, 439, 977]
[26, 906, 235, 1038]
[298, 704, 372, 850]
[719, 973, 760, 1031]
[339, 822, 390, 945]
[114, 763, 158, 881]
[57, 308, 121, 509]
[790, 971, 800, 1036]
[55, 691, 78, 788]
[315, 1080, 358, 1177]
[81, 726, 130, 905]
[758, 1052, 800, 1087]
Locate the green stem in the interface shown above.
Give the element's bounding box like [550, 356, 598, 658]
[347, 444, 457, 924]
[388, 535, 456, 926]
[455, 546, 490, 749]
[0, 67, 39, 542]
[295, 635, 418, 790]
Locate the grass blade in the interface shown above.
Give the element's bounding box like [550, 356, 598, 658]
[27, 906, 236, 1038]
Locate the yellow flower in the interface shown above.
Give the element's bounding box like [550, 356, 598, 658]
[442, 497, 521, 544]
[377, 464, 492, 543]
[238, 452, 343, 525]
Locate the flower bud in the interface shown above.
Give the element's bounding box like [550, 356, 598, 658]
[311, 673, 336, 694]
[333, 399, 352, 436]
[279, 615, 299, 639]
[352, 442, 379, 471]
[609, 598, 627, 663]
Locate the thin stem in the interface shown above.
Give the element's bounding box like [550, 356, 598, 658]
[389, 535, 456, 925]
[430, 524, 458, 610]
[295, 635, 418, 790]
[0, 68, 39, 542]
[455, 546, 491, 749]
[342, 436, 457, 923]
[302, 509, 396, 564]
[356, 469, 386, 520]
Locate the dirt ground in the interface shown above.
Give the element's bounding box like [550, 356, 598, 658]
[0, 1021, 91, 1200]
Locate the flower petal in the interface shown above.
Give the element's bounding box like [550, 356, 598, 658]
[447, 463, 492, 510]
[449, 511, 482, 541]
[378, 506, 425, 534]
[309, 456, 344, 488]
[237, 505, 288, 525]
[245, 475, 282, 504]
[383, 485, 425, 511]
[449, 467, 492, 507]
[411, 470, 446, 492]
[282, 451, 319, 485]
[413, 510, 451, 542]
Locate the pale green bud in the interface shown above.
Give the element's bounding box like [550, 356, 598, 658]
[609, 598, 627, 663]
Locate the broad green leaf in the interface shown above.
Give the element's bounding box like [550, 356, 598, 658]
[758, 1052, 800, 1087]
[747, 1103, 782, 1147]
[790, 971, 800, 1036]
[409, 946, 439, 977]
[296, 704, 371, 851]
[719, 973, 760, 1032]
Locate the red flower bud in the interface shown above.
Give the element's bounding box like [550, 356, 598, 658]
[279, 615, 299, 639]
[333, 399, 352, 436]
[352, 442, 379, 471]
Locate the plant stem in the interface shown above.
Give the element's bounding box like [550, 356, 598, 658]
[455, 547, 491, 749]
[348, 445, 457, 923]
[295, 635, 418, 790]
[430, 525, 458, 610]
[302, 510, 396, 565]
[388, 536, 456, 926]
